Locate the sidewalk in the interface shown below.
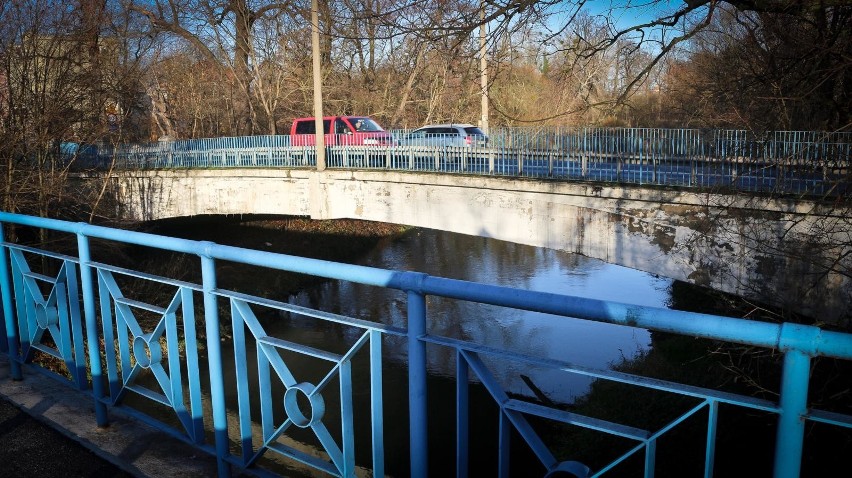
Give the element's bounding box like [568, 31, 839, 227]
[0, 358, 231, 478]
[0, 396, 133, 478]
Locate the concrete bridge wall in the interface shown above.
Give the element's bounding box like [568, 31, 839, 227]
[95, 168, 852, 325]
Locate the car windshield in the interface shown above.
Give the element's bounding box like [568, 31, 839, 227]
[464, 127, 486, 136]
[348, 117, 384, 132]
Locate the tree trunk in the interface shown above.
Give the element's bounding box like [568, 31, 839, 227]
[391, 46, 426, 126]
[232, 0, 256, 134]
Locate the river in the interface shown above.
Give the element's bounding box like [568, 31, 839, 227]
[285, 227, 668, 404]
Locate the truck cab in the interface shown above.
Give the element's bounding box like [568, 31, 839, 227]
[290, 116, 393, 146]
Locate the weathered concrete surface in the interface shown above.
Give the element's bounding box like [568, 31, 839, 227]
[0, 357, 253, 477]
[91, 168, 852, 325]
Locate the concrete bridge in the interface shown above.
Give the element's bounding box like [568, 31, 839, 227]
[92, 167, 852, 325]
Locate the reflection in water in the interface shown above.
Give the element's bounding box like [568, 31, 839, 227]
[285, 228, 670, 405]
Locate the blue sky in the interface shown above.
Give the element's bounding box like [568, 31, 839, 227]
[539, 0, 691, 53]
[545, 0, 685, 31]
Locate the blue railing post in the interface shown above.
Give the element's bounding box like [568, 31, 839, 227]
[408, 285, 428, 478]
[0, 222, 22, 379]
[773, 348, 810, 478]
[457, 351, 469, 478]
[76, 228, 109, 425]
[0, 225, 6, 355]
[200, 245, 232, 477]
[369, 329, 385, 478]
[705, 400, 719, 477]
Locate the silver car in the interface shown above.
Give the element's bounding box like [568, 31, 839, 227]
[397, 124, 489, 148]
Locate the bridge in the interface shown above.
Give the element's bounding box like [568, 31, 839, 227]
[75, 127, 852, 324]
[1, 212, 851, 478]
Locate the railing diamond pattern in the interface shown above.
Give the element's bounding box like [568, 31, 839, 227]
[459, 348, 595, 477]
[9, 248, 86, 387]
[230, 297, 362, 477]
[231, 298, 368, 476]
[97, 267, 204, 443]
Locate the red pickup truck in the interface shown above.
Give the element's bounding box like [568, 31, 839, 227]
[290, 116, 394, 146]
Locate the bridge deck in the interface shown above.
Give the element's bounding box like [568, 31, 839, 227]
[70, 127, 852, 198]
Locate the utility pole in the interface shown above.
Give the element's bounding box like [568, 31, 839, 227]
[479, 3, 489, 134]
[311, 0, 326, 171]
[479, 4, 488, 134]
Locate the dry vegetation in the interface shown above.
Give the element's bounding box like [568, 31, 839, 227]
[1, 0, 849, 224]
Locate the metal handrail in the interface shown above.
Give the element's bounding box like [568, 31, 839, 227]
[64, 127, 852, 197]
[1, 211, 851, 477]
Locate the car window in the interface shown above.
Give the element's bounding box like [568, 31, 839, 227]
[439, 128, 459, 135]
[335, 120, 350, 135]
[294, 121, 314, 134]
[347, 117, 384, 132]
[294, 120, 330, 134]
[464, 127, 485, 136]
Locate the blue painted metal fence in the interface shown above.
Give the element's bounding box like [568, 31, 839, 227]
[1, 211, 852, 477]
[67, 128, 852, 197]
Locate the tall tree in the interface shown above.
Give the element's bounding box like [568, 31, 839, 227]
[0, 0, 150, 220]
[663, 3, 851, 130]
[130, 0, 304, 135]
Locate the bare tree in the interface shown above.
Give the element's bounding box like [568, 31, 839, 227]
[0, 0, 150, 221]
[129, 0, 306, 135]
[117, 0, 849, 132]
[661, 2, 851, 130]
[366, 0, 849, 129]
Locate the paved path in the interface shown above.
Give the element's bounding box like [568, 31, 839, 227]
[0, 396, 133, 478]
[0, 358, 237, 478]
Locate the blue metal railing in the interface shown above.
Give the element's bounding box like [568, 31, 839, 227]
[66, 127, 852, 197]
[1, 211, 852, 477]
